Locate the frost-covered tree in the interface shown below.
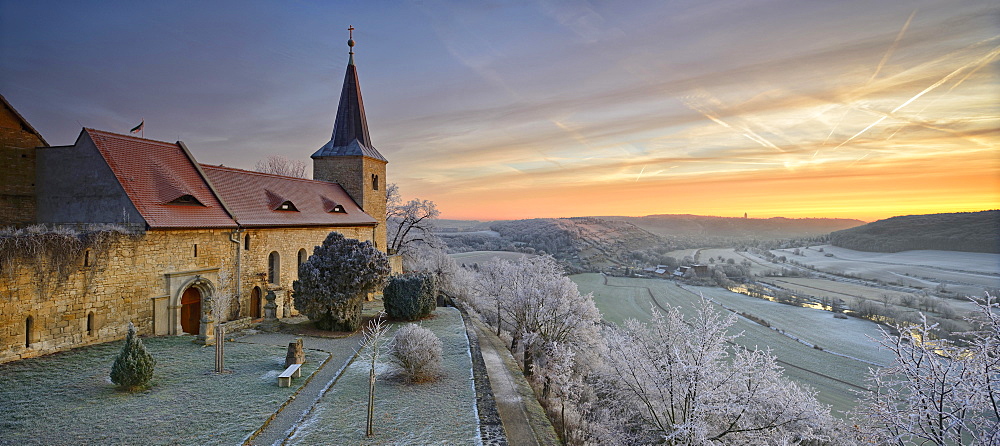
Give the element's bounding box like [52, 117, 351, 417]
[476, 255, 601, 377]
[854, 293, 999, 445]
[391, 324, 443, 382]
[293, 232, 390, 331]
[386, 183, 440, 254]
[358, 313, 390, 437]
[110, 322, 156, 391]
[599, 299, 838, 444]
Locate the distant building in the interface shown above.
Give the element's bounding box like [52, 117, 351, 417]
[0, 36, 396, 363]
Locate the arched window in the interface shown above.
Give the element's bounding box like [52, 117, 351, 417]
[244, 233, 250, 250]
[372, 173, 379, 190]
[87, 312, 94, 336]
[298, 248, 308, 271]
[25, 316, 32, 348]
[268, 251, 280, 285]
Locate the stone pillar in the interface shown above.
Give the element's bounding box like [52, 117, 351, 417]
[198, 312, 215, 345]
[264, 290, 278, 320]
[285, 338, 305, 368]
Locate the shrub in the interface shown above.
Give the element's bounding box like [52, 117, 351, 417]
[390, 324, 442, 382]
[110, 322, 156, 391]
[383, 273, 437, 321]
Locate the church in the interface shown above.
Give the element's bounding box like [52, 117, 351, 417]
[0, 37, 393, 363]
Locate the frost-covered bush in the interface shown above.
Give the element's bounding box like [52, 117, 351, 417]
[293, 232, 390, 331]
[383, 273, 436, 321]
[390, 324, 442, 382]
[110, 322, 156, 391]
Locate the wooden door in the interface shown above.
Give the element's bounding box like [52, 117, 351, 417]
[250, 287, 262, 319]
[180, 287, 201, 334]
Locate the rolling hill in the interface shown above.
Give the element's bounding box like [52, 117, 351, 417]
[828, 210, 1000, 253]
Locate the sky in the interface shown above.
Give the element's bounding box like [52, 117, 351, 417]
[1, 0, 997, 222]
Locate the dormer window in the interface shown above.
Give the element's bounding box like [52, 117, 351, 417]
[276, 201, 299, 211]
[329, 204, 346, 213]
[168, 194, 204, 206]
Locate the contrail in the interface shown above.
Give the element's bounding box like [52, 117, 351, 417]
[635, 165, 646, 182]
[685, 99, 785, 152]
[834, 44, 1000, 149]
[869, 10, 916, 83]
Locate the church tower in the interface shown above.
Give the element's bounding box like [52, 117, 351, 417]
[312, 27, 388, 251]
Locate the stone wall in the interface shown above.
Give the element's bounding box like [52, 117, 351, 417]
[0, 225, 372, 363]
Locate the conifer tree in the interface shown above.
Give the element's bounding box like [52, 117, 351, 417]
[110, 321, 156, 391]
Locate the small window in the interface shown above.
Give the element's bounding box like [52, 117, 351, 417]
[268, 251, 280, 285]
[330, 204, 346, 213]
[276, 201, 299, 211]
[83, 249, 91, 267]
[87, 312, 94, 336]
[168, 194, 204, 206]
[371, 174, 379, 190]
[298, 248, 308, 270]
[194, 244, 198, 257]
[244, 233, 251, 250]
[25, 316, 32, 348]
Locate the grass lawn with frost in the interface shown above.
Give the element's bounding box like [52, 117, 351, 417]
[0, 336, 325, 446]
[288, 307, 478, 445]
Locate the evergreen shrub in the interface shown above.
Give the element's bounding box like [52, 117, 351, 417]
[110, 322, 156, 391]
[383, 273, 437, 321]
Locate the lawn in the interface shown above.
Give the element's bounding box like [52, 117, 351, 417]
[572, 273, 892, 417]
[287, 307, 479, 445]
[0, 336, 325, 446]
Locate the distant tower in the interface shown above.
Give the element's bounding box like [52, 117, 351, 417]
[744, 212, 748, 219]
[312, 26, 388, 251]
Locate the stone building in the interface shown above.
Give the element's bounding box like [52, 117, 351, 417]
[0, 40, 392, 363]
[0, 94, 48, 227]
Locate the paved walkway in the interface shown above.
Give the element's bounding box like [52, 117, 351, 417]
[470, 318, 560, 446]
[237, 330, 362, 446]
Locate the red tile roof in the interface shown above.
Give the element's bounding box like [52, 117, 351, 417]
[200, 165, 377, 228]
[85, 129, 237, 229]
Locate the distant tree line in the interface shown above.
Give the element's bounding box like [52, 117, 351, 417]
[830, 210, 999, 253]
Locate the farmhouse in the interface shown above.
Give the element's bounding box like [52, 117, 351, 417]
[0, 40, 392, 363]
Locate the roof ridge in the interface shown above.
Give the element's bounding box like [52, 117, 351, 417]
[85, 128, 177, 146]
[199, 163, 334, 185]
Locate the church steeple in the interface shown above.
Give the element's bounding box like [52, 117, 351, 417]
[312, 26, 386, 162]
[312, 26, 389, 252]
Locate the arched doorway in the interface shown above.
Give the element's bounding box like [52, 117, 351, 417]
[250, 287, 262, 319]
[180, 287, 202, 335]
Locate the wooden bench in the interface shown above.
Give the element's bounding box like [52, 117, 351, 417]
[277, 363, 302, 387]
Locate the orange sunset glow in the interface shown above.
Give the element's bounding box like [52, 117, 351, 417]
[3, 1, 997, 221]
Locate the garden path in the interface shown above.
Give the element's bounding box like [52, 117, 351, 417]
[237, 329, 362, 446]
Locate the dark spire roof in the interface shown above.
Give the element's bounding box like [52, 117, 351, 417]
[312, 27, 386, 162]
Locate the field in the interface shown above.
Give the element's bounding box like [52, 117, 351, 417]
[572, 273, 894, 417]
[449, 250, 533, 265]
[773, 245, 1000, 297]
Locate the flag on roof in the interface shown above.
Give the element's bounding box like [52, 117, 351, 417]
[129, 120, 144, 134]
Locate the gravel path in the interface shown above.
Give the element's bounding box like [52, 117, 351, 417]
[237, 330, 362, 446]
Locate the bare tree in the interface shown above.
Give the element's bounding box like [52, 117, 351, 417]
[854, 293, 999, 445]
[386, 183, 440, 254]
[599, 298, 839, 444]
[253, 155, 307, 178]
[358, 312, 391, 437]
[211, 270, 237, 373]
